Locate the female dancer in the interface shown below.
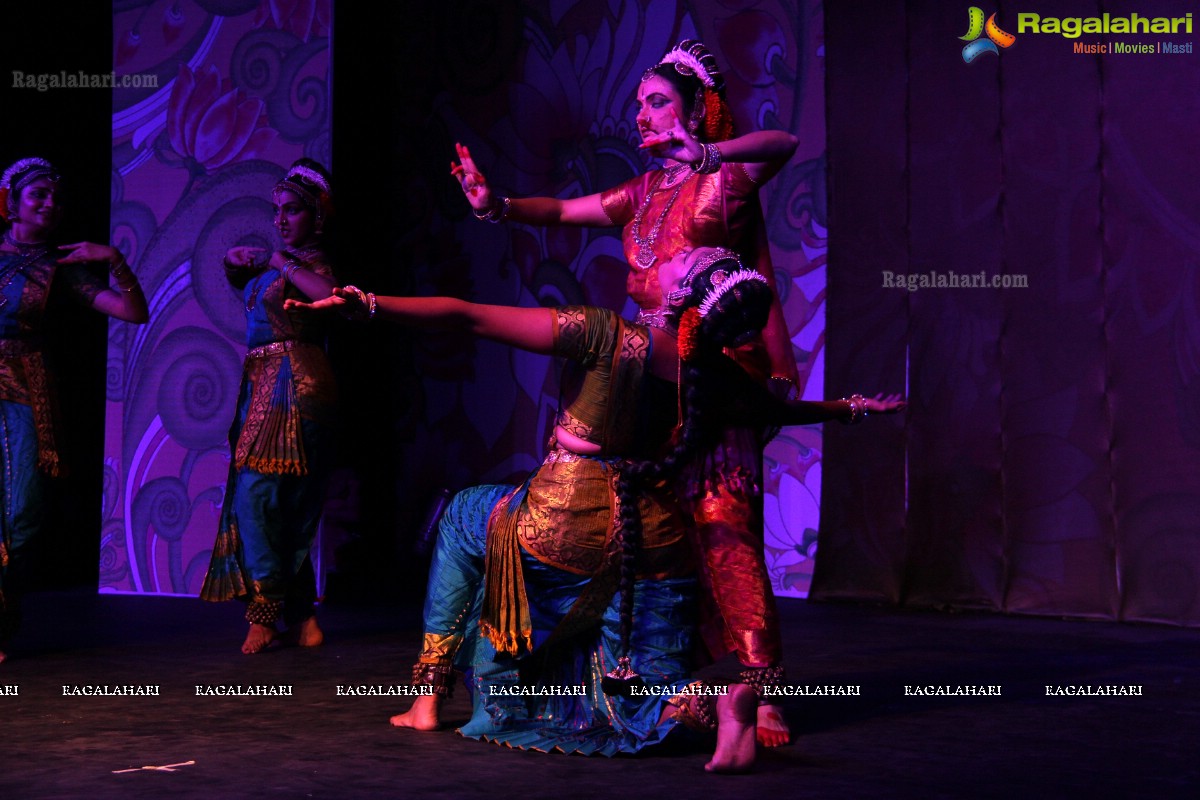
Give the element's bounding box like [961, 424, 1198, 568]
[454, 40, 806, 744]
[0, 157, 148, 662]
[200, 159, 339, 654]
[289, 247, 902, 771]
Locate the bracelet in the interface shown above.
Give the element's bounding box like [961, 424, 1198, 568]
[840, 393, 867, 425]
[280, 259, 302, 284]
[341, 285, 371, 320]
[109, 257, 140, 293]
[692, 142, 722, 174]
[366, 292, 377, 320]
[472, 196, 510, 223]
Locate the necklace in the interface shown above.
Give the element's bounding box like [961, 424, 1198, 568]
[3, 229, 50, 258]
[285, 243, 322, 261]
[0, 232, 53, 311]
[661, 162, 690, 184]
[631, 170, 693, 270]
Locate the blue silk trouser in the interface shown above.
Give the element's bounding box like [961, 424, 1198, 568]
[0, 402, 44, 643]
[202, 414, 330, 624]
[419, 483, 701, 756]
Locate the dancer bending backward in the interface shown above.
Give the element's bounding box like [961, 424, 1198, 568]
[289, 247, 902, 772]
[0, 157, 148, 663]
[454, 40, 806, 745]
[201, 159, 339, 654]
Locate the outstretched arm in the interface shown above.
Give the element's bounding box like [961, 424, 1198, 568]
[698, 352, 904, 427]
[717, 131, 798, 183]
[451, 143, 610, 227]
[287, 289, 559, 354]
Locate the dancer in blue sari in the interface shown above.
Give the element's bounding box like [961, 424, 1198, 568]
[0, 157, 148, 663]
[201, 159, 338, 654]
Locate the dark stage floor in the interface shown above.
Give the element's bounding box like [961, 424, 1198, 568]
[2, 589, 1197, 799]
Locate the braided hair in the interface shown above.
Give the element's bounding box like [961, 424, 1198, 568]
[610, 250, 772, 678]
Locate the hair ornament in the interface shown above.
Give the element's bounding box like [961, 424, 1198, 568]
[284, 163, 331, 194]
[1, 157, 58, 191]
[698, 269, 770, 317]
[650, 40, 726, 96]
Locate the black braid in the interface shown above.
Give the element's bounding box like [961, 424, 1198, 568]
[612, 359, 711, 660]
[611, 253, 773, 666]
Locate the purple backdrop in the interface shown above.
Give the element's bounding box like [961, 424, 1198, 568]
[102, 0, 331, 594]
[814, 1, 1200, 626]
[382, 0, 828, 598]
[101, 0, 827, 599]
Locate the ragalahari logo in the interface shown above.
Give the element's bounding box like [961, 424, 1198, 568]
[960, 7, 1016, 62]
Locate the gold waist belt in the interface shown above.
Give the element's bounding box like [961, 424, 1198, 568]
[245, 339, 299, 361]
[543, 447, 623, 466]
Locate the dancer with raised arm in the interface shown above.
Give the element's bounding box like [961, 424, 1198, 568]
[201, 159, 339, 654]
[0, 157, 148, 663]
[290, 246, 903, 771]
[453, 40, 815, 745]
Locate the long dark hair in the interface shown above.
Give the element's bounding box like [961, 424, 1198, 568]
[610, 253, 774, 674]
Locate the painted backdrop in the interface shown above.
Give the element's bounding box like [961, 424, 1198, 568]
[101, 0, 825, 600]
[379, 0, 828, 598]
[102, 0, 331, 594]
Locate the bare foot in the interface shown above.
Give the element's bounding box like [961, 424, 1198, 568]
[706, 684, 757, 774]
[241, 623, 278, 654]
[291, 617, 323, 647]
[390, 695, 441, 730]
[756, 702, 791, 747]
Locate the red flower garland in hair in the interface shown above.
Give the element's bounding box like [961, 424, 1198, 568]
[0, 187, 10, 221]
[677, 307, 704, 363]
[702, 89, 734, 142]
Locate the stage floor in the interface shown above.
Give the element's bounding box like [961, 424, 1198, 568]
[3, 589, 1196, 798]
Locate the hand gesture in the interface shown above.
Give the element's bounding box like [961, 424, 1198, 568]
[58, 241, 120, 266]
[450, 143, 494, 213]
[864, 393, 907, 415]
[283, 286, 366, 318]
[225, 246, 265, 268]
[638, 109, 704, 164]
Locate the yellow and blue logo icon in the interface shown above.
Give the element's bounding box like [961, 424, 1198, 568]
[960, 7, 1016, 62]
